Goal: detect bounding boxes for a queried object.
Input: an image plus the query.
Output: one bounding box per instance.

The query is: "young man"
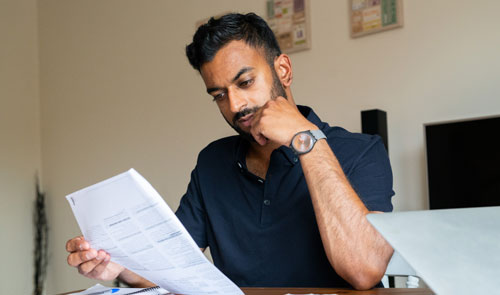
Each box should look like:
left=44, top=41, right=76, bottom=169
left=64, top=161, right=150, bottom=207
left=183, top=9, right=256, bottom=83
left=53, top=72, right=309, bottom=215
left=66, top=13, right=394, bottom=290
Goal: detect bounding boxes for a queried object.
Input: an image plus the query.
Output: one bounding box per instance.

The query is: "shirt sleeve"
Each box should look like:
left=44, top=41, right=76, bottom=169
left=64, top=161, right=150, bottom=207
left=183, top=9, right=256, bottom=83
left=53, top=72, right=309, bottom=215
left=347, top=135, right=394, bottom=212
left=175, top=165, right=208, bottom=249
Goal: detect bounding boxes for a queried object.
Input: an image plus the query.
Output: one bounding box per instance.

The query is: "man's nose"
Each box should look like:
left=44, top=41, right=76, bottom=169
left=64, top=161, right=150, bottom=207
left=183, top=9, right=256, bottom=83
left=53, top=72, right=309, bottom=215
left=228, top=89, right=247, bottom=114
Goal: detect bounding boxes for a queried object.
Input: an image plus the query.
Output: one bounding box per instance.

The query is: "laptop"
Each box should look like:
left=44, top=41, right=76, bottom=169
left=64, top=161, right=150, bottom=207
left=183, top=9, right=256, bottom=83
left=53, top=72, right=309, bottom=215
left=367, top=206, right=500, bottom=295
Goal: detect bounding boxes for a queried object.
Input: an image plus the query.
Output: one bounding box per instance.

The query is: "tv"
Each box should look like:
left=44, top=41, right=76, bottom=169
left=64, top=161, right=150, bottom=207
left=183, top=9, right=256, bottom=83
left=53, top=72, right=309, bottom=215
left=425, top=116, right=500, bottom=210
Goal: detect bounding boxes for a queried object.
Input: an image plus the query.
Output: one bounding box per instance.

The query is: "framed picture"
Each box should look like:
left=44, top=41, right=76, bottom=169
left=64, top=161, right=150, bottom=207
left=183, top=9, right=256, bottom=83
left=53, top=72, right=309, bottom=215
left=350, top=0, right=404, bottom=38
left=267, top=0, right=311, bottom=54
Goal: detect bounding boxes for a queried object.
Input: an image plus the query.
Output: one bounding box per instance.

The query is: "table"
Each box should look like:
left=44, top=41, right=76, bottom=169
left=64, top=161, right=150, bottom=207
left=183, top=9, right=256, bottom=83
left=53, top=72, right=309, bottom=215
left=240, top=288, right=433, bottom=295
left=60, top=288, right=434, bottom=295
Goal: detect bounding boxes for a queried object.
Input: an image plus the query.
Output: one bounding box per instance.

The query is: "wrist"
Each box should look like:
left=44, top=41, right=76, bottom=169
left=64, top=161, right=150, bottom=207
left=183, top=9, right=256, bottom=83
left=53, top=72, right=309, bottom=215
left=299, top=122, right=318, bottom=133
left=288, top=122, right=318, bottom=145
left=118, top=268, right=155, bottom=288
left=290, top=129, right=327, bottom=156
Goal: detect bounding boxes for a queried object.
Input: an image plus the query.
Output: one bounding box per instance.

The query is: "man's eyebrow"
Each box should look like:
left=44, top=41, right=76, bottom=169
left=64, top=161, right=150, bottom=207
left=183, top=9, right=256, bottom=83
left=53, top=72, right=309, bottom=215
left=206, top=87, right=220, bottom=94
left=232, top=67, right=254, bottom=83
left=206, top=67, right=254, bottom=94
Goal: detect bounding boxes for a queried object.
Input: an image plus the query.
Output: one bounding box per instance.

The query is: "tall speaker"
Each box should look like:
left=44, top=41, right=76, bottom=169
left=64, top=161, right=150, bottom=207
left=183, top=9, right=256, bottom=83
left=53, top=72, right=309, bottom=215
left=361, top=109, right=388, bottom=152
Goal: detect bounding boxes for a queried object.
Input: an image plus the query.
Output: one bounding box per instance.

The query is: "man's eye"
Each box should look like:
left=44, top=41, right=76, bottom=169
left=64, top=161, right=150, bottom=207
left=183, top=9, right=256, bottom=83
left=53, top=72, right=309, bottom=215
left=240, top=79, right=253, bottom=88
left=213, top=92, right=226, bottom=101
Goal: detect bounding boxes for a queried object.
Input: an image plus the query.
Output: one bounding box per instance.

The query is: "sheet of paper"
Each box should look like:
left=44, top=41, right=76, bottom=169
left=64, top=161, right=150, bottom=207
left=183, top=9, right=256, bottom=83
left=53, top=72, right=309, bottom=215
left=66, top=169, right=243, bottom=295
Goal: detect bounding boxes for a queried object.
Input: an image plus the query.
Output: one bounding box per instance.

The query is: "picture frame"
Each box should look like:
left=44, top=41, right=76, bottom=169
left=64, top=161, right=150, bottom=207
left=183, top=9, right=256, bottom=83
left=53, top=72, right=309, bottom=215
left=267, top=0, right=311, bottom=54
left=350, top=0, right=404, bottom=38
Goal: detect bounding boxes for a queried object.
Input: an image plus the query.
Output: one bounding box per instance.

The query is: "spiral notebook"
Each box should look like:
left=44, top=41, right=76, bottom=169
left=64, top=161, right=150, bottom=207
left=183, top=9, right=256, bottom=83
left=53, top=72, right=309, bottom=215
left=121, top=286, right=169, bottom=295
left=70, top=284, right=170, bottom=295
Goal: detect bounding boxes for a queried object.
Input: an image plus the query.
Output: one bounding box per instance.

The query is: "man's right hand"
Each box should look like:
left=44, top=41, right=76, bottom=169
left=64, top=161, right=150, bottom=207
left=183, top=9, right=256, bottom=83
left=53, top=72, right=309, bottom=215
left=66, top=236, right=124, bottom=281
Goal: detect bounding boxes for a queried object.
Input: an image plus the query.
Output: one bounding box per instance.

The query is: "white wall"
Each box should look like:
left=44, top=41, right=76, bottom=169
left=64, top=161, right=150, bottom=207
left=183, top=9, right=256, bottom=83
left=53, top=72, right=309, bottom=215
left=299, top=1, right=500, bottom=211
left=35, top=0, right=500, bottom=294
left=0, top=0, right=41, bottom=294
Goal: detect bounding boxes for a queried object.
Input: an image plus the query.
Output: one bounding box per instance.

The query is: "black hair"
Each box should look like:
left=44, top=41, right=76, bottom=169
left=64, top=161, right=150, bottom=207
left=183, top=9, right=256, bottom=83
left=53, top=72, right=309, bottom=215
left=186, top=12, right=282, bottom=71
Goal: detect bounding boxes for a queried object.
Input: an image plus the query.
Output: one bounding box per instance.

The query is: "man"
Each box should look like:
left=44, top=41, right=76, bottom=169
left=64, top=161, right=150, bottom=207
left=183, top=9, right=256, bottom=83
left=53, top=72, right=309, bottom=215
left=66, top=12, right=394, bottom=290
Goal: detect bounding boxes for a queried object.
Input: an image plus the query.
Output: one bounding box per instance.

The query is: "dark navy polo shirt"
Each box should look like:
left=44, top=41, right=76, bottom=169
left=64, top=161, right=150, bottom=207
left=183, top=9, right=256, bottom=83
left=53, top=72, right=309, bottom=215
left=175, top=105, right=394, bottom=288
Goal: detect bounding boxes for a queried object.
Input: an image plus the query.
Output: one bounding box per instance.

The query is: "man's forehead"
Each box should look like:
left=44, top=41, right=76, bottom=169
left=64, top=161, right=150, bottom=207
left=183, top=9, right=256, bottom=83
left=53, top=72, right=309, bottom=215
left=200, top=41, right=266, bottom=84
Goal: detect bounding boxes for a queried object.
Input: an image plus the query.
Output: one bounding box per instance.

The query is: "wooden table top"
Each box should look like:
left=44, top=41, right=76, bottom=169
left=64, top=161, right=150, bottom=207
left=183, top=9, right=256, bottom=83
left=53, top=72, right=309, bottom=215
left=239, top=288, right=433, bottom=295
left=60, top=287, right=433, bottom=295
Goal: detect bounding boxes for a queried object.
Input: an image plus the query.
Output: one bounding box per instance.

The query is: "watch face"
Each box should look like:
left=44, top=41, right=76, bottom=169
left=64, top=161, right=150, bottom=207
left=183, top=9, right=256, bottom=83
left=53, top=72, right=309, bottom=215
left=292, top=132, right=314, bottom=153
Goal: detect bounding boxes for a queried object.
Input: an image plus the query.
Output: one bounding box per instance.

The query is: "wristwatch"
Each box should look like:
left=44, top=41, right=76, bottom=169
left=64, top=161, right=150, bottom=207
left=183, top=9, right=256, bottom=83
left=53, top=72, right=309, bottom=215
left=290, top=129, right=327, bottom=155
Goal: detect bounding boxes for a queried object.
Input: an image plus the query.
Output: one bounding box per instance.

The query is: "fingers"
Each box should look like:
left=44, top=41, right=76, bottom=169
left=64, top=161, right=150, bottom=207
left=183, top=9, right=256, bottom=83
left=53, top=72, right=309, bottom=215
left=249, top=105, right=266, bottom=145
left=66, top=235, right=96, bottom=268
left=251, top=96, right=314, bottom=146
left=249, top=97, right=299, bottom=146
left=67, top=248, right=98, bottom=267
left=66, top=236, right=118, bottom=280
left=66, top=236, right=89, bottom=253
left=77, top=250, right=108, bottom=276
left=250, top=117, right=267, bottom=146
left=88, top=254, right=112, bottom=277
left=253, top=133, right=268, bottom=146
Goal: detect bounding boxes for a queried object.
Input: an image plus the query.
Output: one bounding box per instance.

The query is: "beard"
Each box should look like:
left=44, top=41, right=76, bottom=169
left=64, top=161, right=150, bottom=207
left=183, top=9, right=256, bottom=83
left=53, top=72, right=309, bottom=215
left=225, top=67, right=288, bottom=143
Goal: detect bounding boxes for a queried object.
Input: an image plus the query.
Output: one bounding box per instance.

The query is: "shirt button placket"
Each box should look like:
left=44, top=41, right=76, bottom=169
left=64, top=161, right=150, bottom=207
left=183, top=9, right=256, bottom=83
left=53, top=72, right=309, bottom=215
left=261, top=174, right=272, bottom=226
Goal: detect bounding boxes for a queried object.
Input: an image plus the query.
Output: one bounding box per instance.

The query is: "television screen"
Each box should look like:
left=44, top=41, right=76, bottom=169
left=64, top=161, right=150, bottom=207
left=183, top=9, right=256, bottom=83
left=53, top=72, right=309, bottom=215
left=425, top=116, right=500, bottom=209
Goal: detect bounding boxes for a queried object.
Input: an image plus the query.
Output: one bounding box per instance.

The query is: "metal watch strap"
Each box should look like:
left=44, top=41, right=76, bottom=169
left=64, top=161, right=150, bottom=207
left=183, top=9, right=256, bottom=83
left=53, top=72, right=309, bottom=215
left=310, top=129, right=326, bottom=141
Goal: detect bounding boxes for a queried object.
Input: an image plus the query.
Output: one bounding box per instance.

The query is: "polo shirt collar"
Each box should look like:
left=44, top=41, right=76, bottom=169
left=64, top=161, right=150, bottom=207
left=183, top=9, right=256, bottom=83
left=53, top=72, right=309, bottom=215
left=234, top=105, right=326, bottom=168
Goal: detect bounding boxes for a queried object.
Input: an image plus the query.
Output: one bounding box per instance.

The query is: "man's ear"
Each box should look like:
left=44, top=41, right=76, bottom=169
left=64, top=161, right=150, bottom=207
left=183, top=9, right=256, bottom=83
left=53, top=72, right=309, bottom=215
left=274, top=54, right=293, bottom=87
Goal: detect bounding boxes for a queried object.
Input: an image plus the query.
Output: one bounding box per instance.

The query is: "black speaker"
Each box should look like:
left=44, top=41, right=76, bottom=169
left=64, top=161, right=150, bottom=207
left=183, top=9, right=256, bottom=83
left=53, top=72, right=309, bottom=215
left=361, top=109, right=388, bottom=152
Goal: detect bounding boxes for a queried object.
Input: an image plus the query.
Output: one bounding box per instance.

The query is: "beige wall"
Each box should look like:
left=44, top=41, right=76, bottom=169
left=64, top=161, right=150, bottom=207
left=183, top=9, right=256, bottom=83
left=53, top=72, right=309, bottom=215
left=0, top=0, right=40, bottom=294
left=13, top=0, right=498, bottom=293
left=294, top=0, right=500, bottom=211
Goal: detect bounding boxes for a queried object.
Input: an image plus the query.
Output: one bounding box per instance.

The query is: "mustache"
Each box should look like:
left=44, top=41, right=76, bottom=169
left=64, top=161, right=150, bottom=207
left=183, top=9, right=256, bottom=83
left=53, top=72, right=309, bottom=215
left=232, top=106, right=260, bottom=125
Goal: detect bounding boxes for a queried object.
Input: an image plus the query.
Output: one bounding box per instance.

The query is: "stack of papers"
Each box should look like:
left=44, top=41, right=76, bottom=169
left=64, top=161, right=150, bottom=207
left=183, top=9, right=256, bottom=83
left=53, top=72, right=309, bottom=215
left=67, top=169, right=243, bottom=295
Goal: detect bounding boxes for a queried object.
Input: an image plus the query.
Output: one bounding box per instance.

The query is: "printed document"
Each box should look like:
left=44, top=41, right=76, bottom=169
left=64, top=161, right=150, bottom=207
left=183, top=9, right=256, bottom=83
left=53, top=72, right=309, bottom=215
left=66, top=169, right=243, bottom=295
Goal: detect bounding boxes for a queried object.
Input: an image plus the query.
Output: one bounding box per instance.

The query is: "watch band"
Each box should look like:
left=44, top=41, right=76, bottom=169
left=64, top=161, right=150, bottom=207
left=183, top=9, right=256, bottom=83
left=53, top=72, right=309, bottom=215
left=310, top=129, right=327, bottom=141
